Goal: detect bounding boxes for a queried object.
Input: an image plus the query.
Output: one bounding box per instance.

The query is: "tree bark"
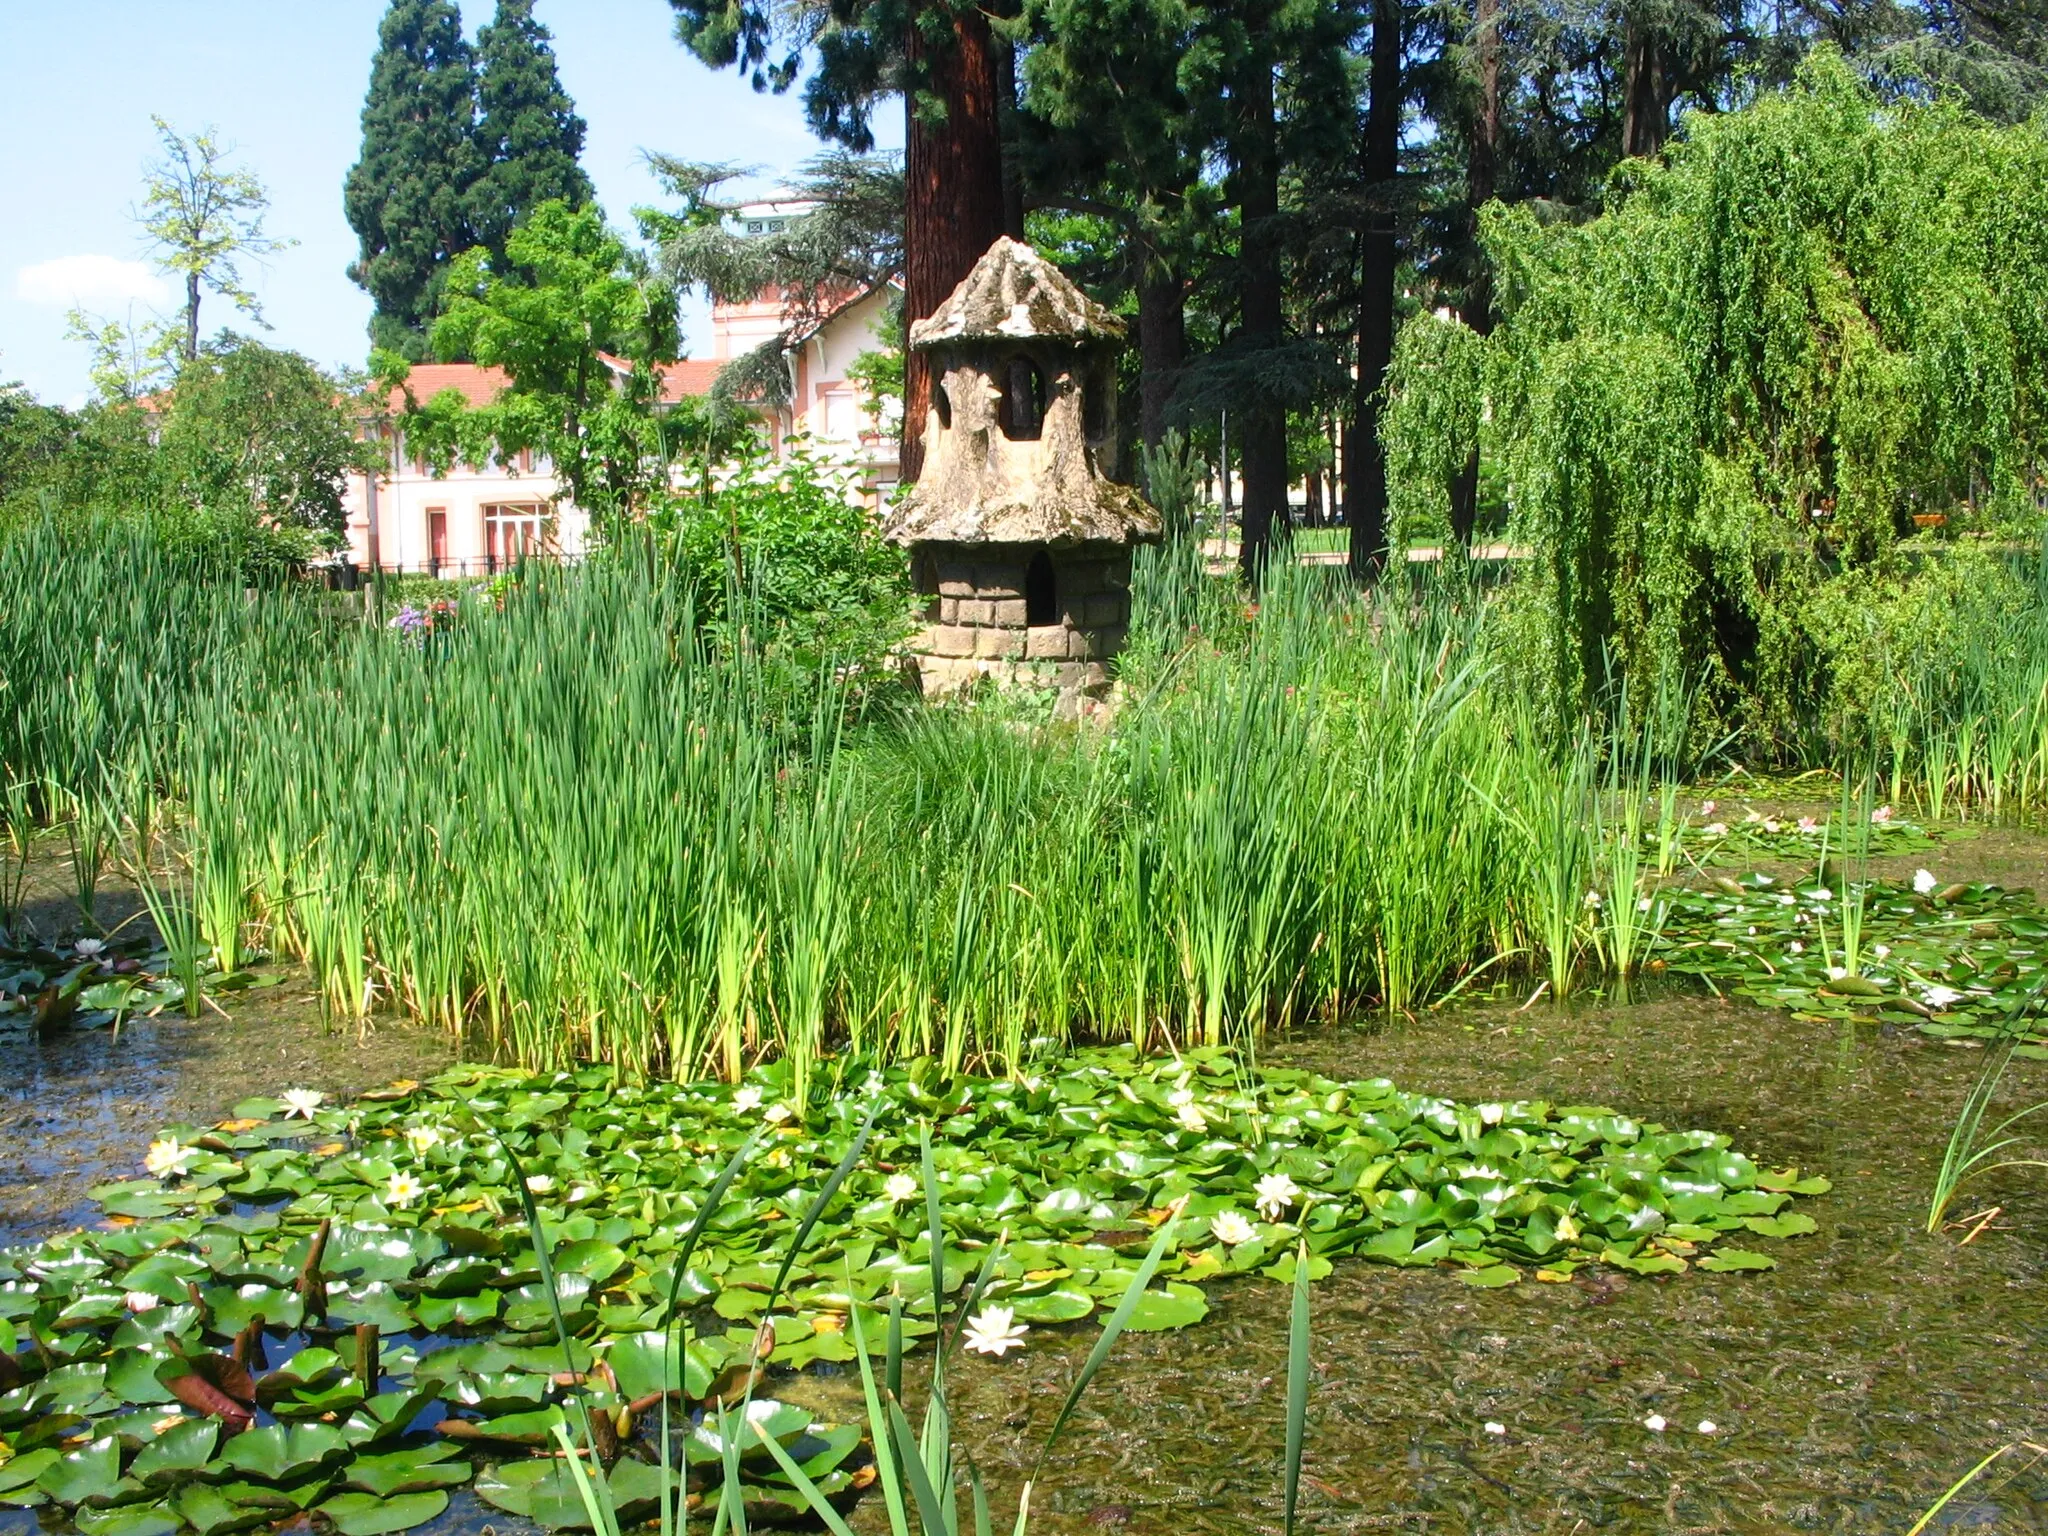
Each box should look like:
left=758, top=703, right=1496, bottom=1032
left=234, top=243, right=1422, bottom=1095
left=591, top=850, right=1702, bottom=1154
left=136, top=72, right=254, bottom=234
left=185, top=272, right=202, bottom=363
left=1622, top=14, right=1671, bottom=159
left=1448, top=0, right=1499, bottom=548
left=1136, top=261, right=1186, bottom=456
left=901, top=2, right=1009, bottom=484
left=1346, top=0, right=1401, bottom=580
left=1235, top=47, right=1288, bottom=582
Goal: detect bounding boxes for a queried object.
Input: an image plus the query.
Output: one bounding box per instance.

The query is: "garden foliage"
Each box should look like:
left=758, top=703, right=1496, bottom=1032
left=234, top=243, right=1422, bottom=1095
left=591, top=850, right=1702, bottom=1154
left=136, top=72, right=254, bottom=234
left=1385, top=51, right=2048, bottom=752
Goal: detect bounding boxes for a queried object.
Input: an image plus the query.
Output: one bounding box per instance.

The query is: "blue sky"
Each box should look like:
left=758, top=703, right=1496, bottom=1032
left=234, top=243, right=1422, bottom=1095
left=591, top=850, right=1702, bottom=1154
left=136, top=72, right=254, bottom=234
left=1, top=1, right=900, bottom=406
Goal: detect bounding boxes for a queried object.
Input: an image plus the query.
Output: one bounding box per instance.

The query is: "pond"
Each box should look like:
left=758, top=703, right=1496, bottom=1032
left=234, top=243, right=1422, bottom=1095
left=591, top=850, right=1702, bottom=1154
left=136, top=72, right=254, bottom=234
left=0, top=815, right=2043, bottom=1535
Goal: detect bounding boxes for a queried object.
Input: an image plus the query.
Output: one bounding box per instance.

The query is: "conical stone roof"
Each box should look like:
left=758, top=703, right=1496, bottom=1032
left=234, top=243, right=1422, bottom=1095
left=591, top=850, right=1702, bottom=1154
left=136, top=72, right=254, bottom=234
left=908, top=237, right=1125, bottom=350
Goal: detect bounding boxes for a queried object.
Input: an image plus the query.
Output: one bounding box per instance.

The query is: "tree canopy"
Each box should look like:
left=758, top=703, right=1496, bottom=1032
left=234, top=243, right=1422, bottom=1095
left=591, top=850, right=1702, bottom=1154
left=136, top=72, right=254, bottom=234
left=468, top=0, right=595, bottom=272
left=1385, top=50, right=2048, bottom=741
left=381, top=200, right=680, bottom=534
left=345, top=0, right=483, bottom=360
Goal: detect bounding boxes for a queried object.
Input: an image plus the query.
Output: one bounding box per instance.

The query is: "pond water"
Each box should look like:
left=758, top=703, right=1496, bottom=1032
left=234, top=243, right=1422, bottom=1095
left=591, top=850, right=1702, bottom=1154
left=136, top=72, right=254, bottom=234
left=1, top=817, right=2044, bottom=1534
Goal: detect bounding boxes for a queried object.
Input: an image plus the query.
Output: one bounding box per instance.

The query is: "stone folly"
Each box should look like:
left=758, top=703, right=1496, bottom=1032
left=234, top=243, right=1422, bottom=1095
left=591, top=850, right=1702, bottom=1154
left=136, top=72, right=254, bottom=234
left=883, top=237, right=1161, bottom=698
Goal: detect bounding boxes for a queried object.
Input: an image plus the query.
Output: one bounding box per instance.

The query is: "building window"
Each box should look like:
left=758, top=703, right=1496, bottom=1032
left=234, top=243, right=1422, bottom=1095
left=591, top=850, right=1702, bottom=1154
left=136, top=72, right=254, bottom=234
left=484, top=503, right=556, bottom=568
left=1025, top=548, right=1058, bottom=626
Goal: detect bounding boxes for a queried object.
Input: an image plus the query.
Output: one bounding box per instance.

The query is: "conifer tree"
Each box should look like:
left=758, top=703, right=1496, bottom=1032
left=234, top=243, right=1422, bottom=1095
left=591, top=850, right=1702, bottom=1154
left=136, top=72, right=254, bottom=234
left=469, top=0, right=594, bottom=272
left=344, top=0, right=482, bottom=360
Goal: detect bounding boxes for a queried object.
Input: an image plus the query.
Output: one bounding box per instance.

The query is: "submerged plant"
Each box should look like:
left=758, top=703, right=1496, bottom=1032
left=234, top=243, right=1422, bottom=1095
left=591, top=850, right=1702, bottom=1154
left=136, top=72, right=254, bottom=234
left=1927, top=983, right=2048, bottom=1234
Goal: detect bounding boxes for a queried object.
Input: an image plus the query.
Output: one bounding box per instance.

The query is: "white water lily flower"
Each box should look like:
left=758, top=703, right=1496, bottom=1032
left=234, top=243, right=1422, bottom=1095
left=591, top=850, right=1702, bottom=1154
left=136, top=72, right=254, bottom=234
left=124, top=1290, right=161, bottom=1314
left=73, top=938, right=106, bottom=959
left=1478, top=1102, right=1505, bottom=1126
left=764, top=1103, right=793, bottom=1126
left=1755, top=874, right=1774, bottom=885
left=1811, top=887, right=1833, bottom=902
left=1777, top=892, right=1795, bottom=906
left=1167, top=1087, right=1196, bottom=1108
left=386, top=1171, right=424, bottom=1208
left=1209, top=1210, right=1257, bottom=1246
left=1483, top=1421, right=1506, bottom=1436
left=1787, top=941, right=1804, bottom=955
left=281, top=1089, right=325, bottom=1119
left=1797, top=816, right=1818, bottom=832
left=1913, top=869, right=1938, bottom=895
left=1584, top=889, right=1604, bottom=910
left=144, top=1138, right=198, bottom=1179
left=1175, top=1102, right=1207, bottom=1134
left=1921, top=984, right=1964, bottom=1009
left=1554, top=1213, right=1580, bottom=1243
left=731, top=1086, right=763, bottom=1113
left=1827, top=966, right=1848, bottom=981
left=883, top=1172, right=919, bottom=1204
left=1697, top=1420, right=1719, bottom=1434
left=1874, top=944, right=1891, bottom=959
left=405, top=1125, right=443, bottom=1156
left=1637, top=897, right=1653, bottom=912
left=1253, top=1172, right=1300, bottom=1220
left=1703, top=822, right=1728, bottom=836
left=1643, top=1414, right=1668, bottom=1433
left=962, top=1305, right=1029, bottom=1357
left=524, top=1173, right=555, bottom=1194
left=1700, top=800, right=1717, bottom=815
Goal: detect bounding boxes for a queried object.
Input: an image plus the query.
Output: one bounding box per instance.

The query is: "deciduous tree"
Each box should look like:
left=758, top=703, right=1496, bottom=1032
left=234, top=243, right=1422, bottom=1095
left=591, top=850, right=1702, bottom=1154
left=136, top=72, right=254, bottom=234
left=137, top=117, right=293, bottom=364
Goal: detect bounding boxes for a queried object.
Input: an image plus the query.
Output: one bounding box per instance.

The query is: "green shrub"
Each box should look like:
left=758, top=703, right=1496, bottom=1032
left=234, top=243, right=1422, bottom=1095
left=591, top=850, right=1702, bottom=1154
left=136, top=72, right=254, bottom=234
left=649, top=440, right=915, bottom=678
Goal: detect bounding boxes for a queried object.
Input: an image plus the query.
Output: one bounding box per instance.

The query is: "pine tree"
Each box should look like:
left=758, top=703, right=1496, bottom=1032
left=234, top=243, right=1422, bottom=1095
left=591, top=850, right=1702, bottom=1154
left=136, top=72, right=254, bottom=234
left=344, top=0, right=481, bottom=360
left=469, top=0, right=594, bottom=273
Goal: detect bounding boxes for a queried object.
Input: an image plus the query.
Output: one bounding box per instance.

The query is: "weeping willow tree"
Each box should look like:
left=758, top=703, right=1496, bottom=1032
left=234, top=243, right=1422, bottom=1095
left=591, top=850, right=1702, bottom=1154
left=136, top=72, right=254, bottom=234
left=1386, top=49, right=2048, bottom=750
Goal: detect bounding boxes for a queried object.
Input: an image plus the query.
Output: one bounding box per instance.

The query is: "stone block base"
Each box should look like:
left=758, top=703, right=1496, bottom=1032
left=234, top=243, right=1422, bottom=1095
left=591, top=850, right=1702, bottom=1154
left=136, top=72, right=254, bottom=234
left=913, top=653, right=1111, bottom=699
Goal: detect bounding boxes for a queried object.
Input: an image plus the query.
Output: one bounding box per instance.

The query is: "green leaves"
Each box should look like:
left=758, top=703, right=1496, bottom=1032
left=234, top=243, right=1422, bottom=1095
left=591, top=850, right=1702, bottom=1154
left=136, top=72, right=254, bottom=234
left=0, top=1050, right=1829, bottom=1536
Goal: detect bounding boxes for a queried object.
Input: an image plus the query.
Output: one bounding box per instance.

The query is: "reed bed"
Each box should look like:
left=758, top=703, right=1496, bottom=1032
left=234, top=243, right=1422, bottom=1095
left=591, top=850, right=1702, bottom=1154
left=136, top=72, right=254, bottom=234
left=15, top=515, right=2037, bottom=1081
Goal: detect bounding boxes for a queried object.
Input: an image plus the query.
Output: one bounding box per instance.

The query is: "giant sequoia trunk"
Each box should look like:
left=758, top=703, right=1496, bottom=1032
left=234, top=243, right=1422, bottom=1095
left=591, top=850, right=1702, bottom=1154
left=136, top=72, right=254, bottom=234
left=1346, top=0, right=1401, bottom=579
left=1235, top=52, right=1289, bottom=582
left=1448, top=0, right=1500, bottom=548
left=902, top=2, right=1008, bottom=484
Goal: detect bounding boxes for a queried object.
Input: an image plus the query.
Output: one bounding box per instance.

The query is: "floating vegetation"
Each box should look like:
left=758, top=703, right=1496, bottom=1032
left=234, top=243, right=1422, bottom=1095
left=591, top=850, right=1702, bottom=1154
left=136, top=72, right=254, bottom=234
left=1666, top=804, right=1953, bottom=865
left=1660, top=874, right=2048, bottom=1055
left=0, top=931, right=286, bottom=1036
left=0, top=1050, right=1825, bottom=1533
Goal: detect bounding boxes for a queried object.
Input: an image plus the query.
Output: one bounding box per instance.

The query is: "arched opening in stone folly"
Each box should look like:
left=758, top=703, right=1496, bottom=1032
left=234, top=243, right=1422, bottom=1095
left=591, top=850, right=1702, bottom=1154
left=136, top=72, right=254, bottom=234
left=1025, top=548, right=1058, bottom=627
left=1000, top=359, right=1047, bottom=441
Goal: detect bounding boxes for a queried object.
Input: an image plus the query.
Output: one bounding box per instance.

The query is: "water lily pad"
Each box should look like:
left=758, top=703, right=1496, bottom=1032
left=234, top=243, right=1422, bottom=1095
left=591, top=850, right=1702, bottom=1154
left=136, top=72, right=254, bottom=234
left=342, top=1445, right=472, bottom=1499
left=1697, top=1249, right=1776, bottom=1272
left=1121, top=1283, right=1208, bottom=1332
left=318, top=1489, right=451, bottom=1535
left=1457, top=1265, right=1521, bottom=1288
left=1006, top=1287, right=1094, bottom=1323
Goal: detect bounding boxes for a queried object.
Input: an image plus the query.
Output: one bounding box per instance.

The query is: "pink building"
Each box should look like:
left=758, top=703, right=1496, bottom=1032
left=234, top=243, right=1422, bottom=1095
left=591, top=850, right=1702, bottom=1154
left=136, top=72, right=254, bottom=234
left=344, top=260, right=900, bottom=577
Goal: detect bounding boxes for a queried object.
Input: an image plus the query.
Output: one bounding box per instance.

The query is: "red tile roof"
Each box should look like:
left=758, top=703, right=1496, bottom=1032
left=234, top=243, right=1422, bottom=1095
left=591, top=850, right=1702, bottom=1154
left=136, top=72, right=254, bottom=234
left=374, top=359, right=724, bottom=413
left=653, top=358, right=722, bottom=402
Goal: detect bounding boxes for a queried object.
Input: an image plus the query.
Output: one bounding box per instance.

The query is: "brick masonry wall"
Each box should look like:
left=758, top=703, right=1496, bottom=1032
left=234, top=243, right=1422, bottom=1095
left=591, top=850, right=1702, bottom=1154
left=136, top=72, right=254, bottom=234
left=919, top=544, right=1131, bottom=664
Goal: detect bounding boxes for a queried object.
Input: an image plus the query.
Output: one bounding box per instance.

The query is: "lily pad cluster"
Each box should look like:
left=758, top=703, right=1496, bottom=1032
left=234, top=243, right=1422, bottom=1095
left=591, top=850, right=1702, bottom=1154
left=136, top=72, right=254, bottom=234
left=0, top=934, right=283, bottom=1034
left=1660, top=874, right=2048, bottom=1056
left=1664, top=805, right=1950, bottom=865
left=0, top=1051, right=1826, bottom=1534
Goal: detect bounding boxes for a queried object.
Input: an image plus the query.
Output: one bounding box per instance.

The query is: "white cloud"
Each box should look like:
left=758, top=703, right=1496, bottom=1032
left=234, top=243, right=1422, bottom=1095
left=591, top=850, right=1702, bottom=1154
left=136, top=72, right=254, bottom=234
left=15, top=254, right=169, bottom=309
